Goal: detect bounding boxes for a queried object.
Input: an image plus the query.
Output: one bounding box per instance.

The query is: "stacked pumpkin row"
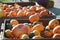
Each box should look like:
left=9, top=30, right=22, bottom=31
left=4, top=14, right=60, bottom=39
left=0, top=3, right=51, bottom=18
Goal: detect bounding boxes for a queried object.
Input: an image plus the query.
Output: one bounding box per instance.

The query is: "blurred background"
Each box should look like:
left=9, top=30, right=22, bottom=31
left=0, top=0, right=60, bottom=15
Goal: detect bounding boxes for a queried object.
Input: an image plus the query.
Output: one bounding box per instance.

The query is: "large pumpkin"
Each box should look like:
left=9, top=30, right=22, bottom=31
left=12, top=24, right=31, bottom=38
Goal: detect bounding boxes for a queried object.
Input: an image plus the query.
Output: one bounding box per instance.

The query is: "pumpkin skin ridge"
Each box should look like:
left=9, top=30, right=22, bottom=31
left=32, top=24, right=45, bottom=32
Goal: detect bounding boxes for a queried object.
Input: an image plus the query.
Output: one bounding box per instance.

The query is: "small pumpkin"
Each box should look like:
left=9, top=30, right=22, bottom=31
left=32, top=24, right=45, bottom=32
left=41, top=30, right=53, bottom=38
left=32, top=30, right=40, bottom=36
left=48, top=19, right=59, bottom=29
left=32, top=36, right=42, bottom=39
left=53, top=33, right=60, bottom=38
left=40, top=10, right=49, bottom=16
left=10, top=19, right=19, bottom=27
left=29, top=14, right=39, bottom=23
left=20, top=34, right=29, bottom=39
left=29, top=6, right=36, bottom=12
left=53, top=25, right=60, bottom=34
left=5, top=29, right=14, bottom=38
left=17, top=10, right=26, bottom=17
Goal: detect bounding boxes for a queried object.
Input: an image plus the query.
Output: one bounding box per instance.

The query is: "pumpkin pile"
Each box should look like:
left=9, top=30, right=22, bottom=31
left=0, top=3, right=50, bottom=18
left=4, top=18, right=60, bottom=39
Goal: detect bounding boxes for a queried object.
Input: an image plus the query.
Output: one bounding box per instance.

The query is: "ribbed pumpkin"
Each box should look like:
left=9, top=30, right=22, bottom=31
left=29, top=14, right=39, bottom=23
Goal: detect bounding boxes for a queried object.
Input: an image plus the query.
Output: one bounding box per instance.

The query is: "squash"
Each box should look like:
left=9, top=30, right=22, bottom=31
left=32, top=36, right=42, bottom=39
left=32, top=24, right=45, bottom=32
left=53, top=33, right=60, bottom=38
left=53, top=25, right=60, bottom=34
left=29, top=14, right=39, bottom=23
left=41, top=30, right=53, bottom=38
left=48, top=19, right=59, bottom=29
left=40, top=10, right=49, bottom=16
left=20, top=34, right=29, bottom=39
left=12, top=24, right=31, bottom=38
left=10, top=19, right=19, bottom=27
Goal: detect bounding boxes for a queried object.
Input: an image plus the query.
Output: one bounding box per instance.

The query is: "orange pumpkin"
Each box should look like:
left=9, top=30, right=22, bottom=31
left=14, top=3, right=20, bottom=9
left=48, top=19, right=59, bottom=29
left=3, top=4, right=9, bottom=10
left=11, top=7, right=17, bottom=11
left=10, top=19, right=19, bottom=27
left=8, top=11, right=17, bottom=17
left=36, top=7, right=45, bottom=13
left=29, top=14, right=39, bottom=23
left=2, top=10, right=7, bottom=17
left=5, top=8, right=11, bottom=12
left=53, top=25, right=60, bottom=34
left=17, top=10, right=26, bottom=17
left=29, top=6, right=36, bottom=12
left=26, top=12, right=35, bottom=16
left=43, top=31, right=53, bottom=38
left=9, top=31, right=14, bottom=38
left=53, top=33, right=60, bottom=38
left=22, top=7, right=28, bottom=10
left=32, top=36, right=41, bottom=39
left=32, top=24, right=45, bottom=32
left=45, top=26, right=50, bottom=31
left=40, top=10, right=49, bottom=16
left=12, top=24, right=31, bottom=38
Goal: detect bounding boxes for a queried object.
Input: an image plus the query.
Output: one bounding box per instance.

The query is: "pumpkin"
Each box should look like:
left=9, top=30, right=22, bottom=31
left=32, top=36, right=42, bottom=39
left=1, top=10, right=7, bottom=17
left=53, top=33, right=60, bottom=38
left=29, top=6, right=36, bottom=12
left=32, top=21, right=43, bottom=26
left=5, top=29, right=14, bottom=38
left=20, top=34, right=29, bottom=39
left=53, top=25, right=60, bottom=34
left=11, top=7, right=17, bottom=11
left=48, top=19, right=59, bottom=29
left=36, top=7, right=45, bottom=13
left=10, top=19, right=19, bottom=27
left=32, top=24, right=45, bottom=32
left=17, top=10, right=26, bottom=17
left=5, top=8, right=11, bottom=12
left=29, top=14, right=39, bottom=23
left=22, top=7, right=28, bottom=10
left=3, top=4, right=9, bottom=10
left=42, top=31, right=53, bottom=38
left=0, top=9, right=5, bottom=18
left=26, top=12, right=35, bottom=16
left=40, top=10, right=49, bottom=16
left=14, top=3, right=20, bottom=9
left=12, top=24, right=31, bottom=38
left=32, top=30, right=40, bottom=36
left=45, top=26, right=50, bottom=31
left=8, top=11, right=17, bottom=17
